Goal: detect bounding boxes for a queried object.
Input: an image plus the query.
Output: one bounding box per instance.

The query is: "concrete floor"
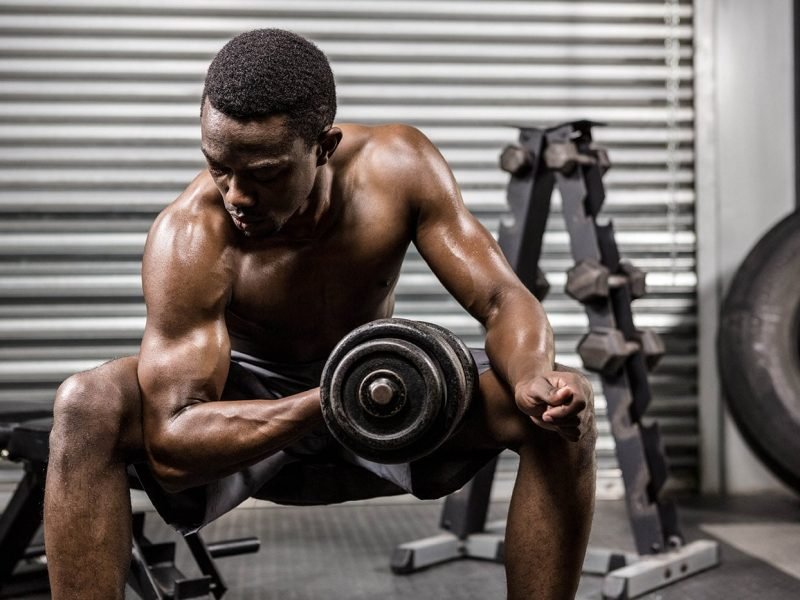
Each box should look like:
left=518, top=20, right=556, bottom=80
left=3, top=480, right=799, bottom=599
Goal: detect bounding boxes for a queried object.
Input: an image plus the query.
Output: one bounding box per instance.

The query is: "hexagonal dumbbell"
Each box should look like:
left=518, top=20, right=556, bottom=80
left=543, top=141, right=596, bottom=175
left=499, top=144, right=534, bottom=177
left=565, top=259, right=647, bottom=303
left=590, top=143, right=611, bottom=174
left=619, top=260, right=647, bottom=299
left=533, top=267, right=550, bottom=302
left=565, top=260, right=612, bottom=303
left=577, top=328, right=640, bottom=376
left=635, top=328, right=665, bottom=370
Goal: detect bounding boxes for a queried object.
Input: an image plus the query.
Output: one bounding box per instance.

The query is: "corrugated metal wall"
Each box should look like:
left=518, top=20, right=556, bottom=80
left=0, top=0, right=697, bottom=496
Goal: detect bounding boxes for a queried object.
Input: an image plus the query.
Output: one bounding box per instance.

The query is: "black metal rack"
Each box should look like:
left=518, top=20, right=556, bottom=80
left=390, top=121, right=720, bottom=599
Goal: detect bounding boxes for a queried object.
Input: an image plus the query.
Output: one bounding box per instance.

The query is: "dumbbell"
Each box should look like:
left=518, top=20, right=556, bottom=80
left=565, top=259, right=646, bottom=303
left=577, top=327, right=665, bottom=377
left=499, top=144, right=534, bottom=177
left=533, top=267, right=551, bottom=302
left=320, top=318, right=477, bottom=464
left=543, top=141, right=597, bottom=175
left=500, top=141, right=610, bottom=178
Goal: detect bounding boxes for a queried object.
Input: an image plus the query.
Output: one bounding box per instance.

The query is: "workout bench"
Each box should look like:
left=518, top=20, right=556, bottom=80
left=0, top=402, right=260, bottom=599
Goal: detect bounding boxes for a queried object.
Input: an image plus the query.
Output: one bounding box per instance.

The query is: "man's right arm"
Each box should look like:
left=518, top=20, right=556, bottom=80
left=137, top=201, right=323, bottom=493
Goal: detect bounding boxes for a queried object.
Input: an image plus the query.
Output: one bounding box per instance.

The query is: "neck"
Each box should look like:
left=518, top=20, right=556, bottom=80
left=280, top=165, right=337, bottom=241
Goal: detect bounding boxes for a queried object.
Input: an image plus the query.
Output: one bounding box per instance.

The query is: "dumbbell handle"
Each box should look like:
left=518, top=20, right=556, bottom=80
left=369, top=378, right=397, bottom=406
left=623, top=341, right=641, bottom=356
left=608, top=269, right=645, bottom=288
left=607, top=274, right=627, bottom=289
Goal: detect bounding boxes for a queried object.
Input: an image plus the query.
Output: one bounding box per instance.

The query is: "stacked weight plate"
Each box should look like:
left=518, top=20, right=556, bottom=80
left=320, top=318, right=477, bottom=464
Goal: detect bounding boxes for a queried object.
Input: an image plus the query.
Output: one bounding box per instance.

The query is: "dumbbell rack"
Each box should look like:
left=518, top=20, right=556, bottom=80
left=391, top=121, right=719, bottom=599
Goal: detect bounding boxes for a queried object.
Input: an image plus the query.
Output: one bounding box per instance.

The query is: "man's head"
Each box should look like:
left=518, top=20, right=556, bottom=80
left=202, top=28, right=336, bottom=145
left=200, top=29, right=341, bottom=237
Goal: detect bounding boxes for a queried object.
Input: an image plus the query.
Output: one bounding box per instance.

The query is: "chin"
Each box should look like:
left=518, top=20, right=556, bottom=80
left=251, top=222, right=284, bottom=238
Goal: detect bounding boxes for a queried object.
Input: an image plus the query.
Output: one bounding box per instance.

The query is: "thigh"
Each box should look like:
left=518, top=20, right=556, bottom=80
left=394, top=368, right=530, bottom=499
left=435, top=367, right=536, bottom=456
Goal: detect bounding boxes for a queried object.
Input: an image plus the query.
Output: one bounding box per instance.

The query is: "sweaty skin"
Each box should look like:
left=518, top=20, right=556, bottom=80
left=45, top=101, right=595, bottom=600
left=137, top=107, right=589, bottom=490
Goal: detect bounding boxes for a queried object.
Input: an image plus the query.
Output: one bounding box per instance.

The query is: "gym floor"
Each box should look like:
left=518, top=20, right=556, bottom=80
left=2, top=468, right=799, bottom=599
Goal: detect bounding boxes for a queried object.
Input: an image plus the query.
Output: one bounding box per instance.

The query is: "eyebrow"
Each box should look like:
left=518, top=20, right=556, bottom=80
left=200, top=147, right=289, bottom=170
left=247, top=158, right=289, bottom=170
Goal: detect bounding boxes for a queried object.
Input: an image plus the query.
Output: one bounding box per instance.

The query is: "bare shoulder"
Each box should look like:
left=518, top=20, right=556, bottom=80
left=340, top=123, right=458, bottom=205
left=146, top=171, right=234, bottom=263
left=142, top=171, right=235, bottom=317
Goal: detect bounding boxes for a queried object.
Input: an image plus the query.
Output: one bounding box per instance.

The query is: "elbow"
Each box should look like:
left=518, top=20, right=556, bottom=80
left=481, top=284, right=511, bottom=328
left=150, top=465, right=194, bottom=495
left=144, top=428, right=197, bottom=494
left=483, top=284, right=541, bottom=328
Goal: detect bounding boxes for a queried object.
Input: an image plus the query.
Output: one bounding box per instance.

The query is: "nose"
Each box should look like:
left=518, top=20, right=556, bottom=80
left=225, top=175, right=257, bottom=214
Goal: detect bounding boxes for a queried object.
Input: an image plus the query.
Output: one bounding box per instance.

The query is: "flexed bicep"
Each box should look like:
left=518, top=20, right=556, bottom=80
left=136, top=202, right=235, bottom=440
left=138, top=315, right=231, bottom=423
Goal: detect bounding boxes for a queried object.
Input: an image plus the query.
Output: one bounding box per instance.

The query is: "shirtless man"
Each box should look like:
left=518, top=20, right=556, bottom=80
left=44, top=29, right=596, bottom=600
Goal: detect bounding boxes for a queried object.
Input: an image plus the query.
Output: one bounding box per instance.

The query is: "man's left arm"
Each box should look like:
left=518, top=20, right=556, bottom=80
left=392, top=126, right=592, bottom=441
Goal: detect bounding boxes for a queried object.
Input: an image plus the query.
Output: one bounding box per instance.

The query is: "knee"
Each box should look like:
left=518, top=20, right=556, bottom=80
left=51, top=367, right=129, bottom=451
left=517, top=411, right=598, bottom=478
left=511, top=398, right=597, bottom=462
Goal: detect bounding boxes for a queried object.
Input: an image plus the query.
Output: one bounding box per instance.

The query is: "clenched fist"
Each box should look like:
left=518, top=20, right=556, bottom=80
left=514, top=369, right=594, bottom=442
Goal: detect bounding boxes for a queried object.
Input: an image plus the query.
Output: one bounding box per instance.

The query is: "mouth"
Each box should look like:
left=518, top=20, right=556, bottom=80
left=230, top=214, right=264, bottom=232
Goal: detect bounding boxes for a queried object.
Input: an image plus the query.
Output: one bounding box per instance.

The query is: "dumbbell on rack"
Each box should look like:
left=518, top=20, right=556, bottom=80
left=566, top=259, right=646, bottom=302
left=500, top=137, right=611, bottom=178
left=577, top=328, right=666, bottom=376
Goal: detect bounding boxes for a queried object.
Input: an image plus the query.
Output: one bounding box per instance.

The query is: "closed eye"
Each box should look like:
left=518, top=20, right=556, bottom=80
left=251, top=168, right=285, bottom=183
left=207, top=163, right=229, bottom=177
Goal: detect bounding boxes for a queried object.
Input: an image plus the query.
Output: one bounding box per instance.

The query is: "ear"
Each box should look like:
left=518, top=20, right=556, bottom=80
left=316, top=127, right=343, bottom=166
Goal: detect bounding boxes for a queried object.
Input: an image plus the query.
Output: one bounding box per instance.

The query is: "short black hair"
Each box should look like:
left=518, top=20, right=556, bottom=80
left=202, top=29, right=337, bottom=145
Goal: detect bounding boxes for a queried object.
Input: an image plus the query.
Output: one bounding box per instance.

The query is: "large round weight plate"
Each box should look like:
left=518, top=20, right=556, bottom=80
left=321, top=318, right=468, bottom=463
left=325, top=337, right=443, bottom=458
left=414, top=321, right=478, bottom=437
left=718, top=210, right=800, bottom=493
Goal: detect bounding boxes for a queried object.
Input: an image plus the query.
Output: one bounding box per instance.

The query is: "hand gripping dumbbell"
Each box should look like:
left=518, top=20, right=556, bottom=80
left=320, top=318, right=478, bottom=464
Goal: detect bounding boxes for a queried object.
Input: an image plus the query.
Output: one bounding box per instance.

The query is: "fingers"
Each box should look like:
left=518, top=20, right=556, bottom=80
left=542, top=388, right=585, bottom=422
left=516, top=371, right=593, bottom=433
left=550, top=385, right=574, bottom=405
left=525, top=378, right=573, bottom=407
left=519, top=370, right=593, bottom=442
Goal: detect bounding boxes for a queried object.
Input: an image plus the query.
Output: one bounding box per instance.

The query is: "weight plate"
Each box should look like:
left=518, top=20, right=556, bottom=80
left=321, top=318, right=473, bottom=463
left=325, top=337, right=443, bottom=458
left=414, top=321, right=478, bottom=437
left=718, top=210, right=800, bottom=493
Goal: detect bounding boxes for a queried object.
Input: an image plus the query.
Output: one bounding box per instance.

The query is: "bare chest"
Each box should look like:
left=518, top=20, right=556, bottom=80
left=226, top=222, right=411, bottom=361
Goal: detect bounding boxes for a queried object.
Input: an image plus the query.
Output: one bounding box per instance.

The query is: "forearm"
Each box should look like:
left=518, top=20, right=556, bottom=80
left=146, top=388, right=323, bottom=491
left=484, top=289, right=555, bottom=390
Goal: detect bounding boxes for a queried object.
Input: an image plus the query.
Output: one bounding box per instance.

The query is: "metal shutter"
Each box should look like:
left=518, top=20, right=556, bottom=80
left=0, top=0, right=696, bottom=497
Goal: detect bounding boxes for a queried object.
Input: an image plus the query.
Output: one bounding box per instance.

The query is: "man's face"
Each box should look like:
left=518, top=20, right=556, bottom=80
left=200, top=100, right=320, bottom=238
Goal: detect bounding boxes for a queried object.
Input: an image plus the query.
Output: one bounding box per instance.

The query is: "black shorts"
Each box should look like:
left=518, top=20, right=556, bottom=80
left=134, top=347, right=498, bottom=535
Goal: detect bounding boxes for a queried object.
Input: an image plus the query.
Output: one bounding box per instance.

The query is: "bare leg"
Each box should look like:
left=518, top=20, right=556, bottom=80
left=504, top=416, right=596, bottom=598
left=44, top=356, right=324, bottom=598
left=45, top=356, right=144, bottom=600
left=437, top=369, right=596, bottom=599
